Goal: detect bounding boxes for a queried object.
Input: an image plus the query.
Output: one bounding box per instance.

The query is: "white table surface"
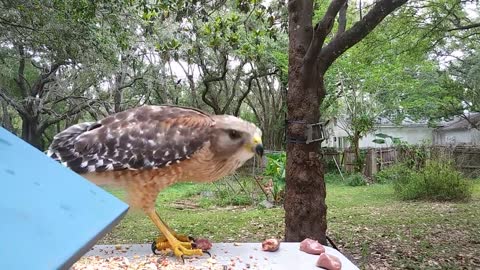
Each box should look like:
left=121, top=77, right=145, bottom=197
left=81, top=243, right=359, bottom=270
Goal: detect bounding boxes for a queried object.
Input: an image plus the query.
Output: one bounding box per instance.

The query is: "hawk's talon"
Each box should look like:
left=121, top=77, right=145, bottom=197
left=172, top=243, right=203, bottom=258
left=204, top=251, right=211, bottom=257
left=151, top=241, right=158, bottom=255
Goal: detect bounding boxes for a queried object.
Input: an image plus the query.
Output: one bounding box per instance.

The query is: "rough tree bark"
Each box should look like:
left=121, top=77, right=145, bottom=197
left=285, top=0, right=408, bottom=243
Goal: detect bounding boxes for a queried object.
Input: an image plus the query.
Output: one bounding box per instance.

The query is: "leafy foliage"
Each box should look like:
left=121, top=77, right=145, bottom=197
left=345, top=172, right=367, bottom=187
left=263, top=152, right=286, bottom=203
left=374, top=163, right=414, bottom=184
left=392, top=160, right=473, bottom=201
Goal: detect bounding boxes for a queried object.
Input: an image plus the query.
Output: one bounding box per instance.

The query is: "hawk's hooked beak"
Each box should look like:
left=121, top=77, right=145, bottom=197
left=252, top=135, right=264, bottom=157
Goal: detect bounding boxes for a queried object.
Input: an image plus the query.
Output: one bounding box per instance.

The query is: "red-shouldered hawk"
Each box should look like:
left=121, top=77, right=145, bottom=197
left=47, top=105, right=263, bottom=258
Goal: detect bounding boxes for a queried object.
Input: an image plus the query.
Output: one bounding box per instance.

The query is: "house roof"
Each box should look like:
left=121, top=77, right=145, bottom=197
left=375, top=117, right=430, bottom=128
left=436, top=113, right=480, bottom=131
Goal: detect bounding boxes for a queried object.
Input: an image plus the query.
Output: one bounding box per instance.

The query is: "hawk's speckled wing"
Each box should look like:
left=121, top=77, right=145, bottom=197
left=48, top=105, right=215, bottom=174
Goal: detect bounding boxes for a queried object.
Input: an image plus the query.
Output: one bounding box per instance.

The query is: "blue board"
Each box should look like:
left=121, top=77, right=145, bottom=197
left=0, top=127, right=129, bottom=270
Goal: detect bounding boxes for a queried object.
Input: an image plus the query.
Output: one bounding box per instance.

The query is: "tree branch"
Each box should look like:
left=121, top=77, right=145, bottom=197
left=201, top=54, right=228, bottom=114
left=14, top=45, right=29, bottom=97
left=117, top=75, right=145, bottom=91
left=447, top=22, right=480, bottom=32
left=460, top=112, right=479, bottom=130
left=0, top=17, right=35, bottom=31
left=234, top=69, right=278, bottom=116
left=304, top=0, right=347, bottom=67
left=335, top=2, right=348, bottom=37
left=0, top=88, right=27, bottom=117
left=32, top=61, right=69, bottom=97
left=222, top=59, right=245, bottom=114
left=39, top=100, right=96, bottom=132
left=318, top=0, right=408, bottom=74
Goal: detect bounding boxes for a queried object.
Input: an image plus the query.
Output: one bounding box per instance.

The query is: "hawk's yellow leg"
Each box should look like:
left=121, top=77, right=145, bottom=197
left=147, top=210, right=203, bottom=257
left=155, top=215, right=192, bottom=243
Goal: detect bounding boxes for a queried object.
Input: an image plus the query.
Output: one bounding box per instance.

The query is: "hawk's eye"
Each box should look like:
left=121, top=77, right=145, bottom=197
left=228, top=130, right=241, bottom=140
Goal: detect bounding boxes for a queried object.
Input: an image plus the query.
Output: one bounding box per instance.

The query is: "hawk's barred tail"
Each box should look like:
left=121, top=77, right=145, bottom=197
left=47, top=122, right=95, bottom=162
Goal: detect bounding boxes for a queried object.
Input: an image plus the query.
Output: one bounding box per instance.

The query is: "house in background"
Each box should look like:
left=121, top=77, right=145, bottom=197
left=433, top=113, right=480, bottom=145
left=324, top=113, right=480, bottom=149
left=323, top=117, right=434, bottom=149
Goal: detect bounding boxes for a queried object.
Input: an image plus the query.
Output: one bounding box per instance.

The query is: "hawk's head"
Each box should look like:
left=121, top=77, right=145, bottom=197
left=210, top=115, right=263, bottom=161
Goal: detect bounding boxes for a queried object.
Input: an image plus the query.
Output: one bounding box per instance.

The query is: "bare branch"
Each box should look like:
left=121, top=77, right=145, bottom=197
left=448, top=23, right=480, bottom=32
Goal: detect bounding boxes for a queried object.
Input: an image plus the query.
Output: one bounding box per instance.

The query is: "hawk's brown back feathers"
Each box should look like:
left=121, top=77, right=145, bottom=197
left=48, top=106, right=214, bottom=174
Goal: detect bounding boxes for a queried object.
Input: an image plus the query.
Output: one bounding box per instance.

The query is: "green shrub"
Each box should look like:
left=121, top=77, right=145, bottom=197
left=374, top=163, right=414, bottom=184
left=393, top=160, right=473, bottom=201
left=264, top=152, right=286, bottom=203
left=325, top=173, right=345, bottom=184
left=345, top=172, right=367, bottom=186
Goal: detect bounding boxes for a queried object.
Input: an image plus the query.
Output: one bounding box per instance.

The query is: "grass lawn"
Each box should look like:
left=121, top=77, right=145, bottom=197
left=99, top=179, right=480, bottom=269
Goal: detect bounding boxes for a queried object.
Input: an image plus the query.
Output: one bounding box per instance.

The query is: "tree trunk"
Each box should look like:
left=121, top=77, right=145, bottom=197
left=21, top=115, right=43, bottom=150
left=0, top=100, right=14, bottom=133
left=285, top=5, right=328, bottom=242
left=352, top=132, right=362, bottom=172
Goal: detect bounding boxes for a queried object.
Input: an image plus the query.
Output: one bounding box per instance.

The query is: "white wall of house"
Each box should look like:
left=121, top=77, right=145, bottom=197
left=324, top=122, right=434, bottom=149
left=361, top=126, right=434, bottom=147
left=433, top=129, right=480, bottom=145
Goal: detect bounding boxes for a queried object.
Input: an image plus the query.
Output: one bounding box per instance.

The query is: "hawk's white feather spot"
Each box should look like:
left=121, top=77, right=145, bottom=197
left=164, top=151, right=170, bottom=156
left=183, top=145, right=187, bottom=153
left=165, top=161, right=172, bottom=166
left=97, top=160, right=104, bottom=166
left=175, top=160, right=180, bottom=164
left=106, top=164, right=114, bottom=170
left=148, top=140, right=155, bottom=146
left=87, top=165, right=96, bottom=172
left=186, top=156, right=191, bottom=159
left=81, top=161, right=88, bottom=168
left=126, top=143, right=132, bottom=148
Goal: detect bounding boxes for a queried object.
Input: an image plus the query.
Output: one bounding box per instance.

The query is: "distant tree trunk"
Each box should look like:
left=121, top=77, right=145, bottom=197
left=285, top=0, right=408, bottom=244
left=351, top=131, right=363, bottom=173
left=0, top=100, right=14, bottom=132
left=21, top=115, right=43, bottom=150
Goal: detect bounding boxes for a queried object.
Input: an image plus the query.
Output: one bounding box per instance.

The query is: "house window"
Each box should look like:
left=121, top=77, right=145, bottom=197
left=338, top=136, right=350, bottom=149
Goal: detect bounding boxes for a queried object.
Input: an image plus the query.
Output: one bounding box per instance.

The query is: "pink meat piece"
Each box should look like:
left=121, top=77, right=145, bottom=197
left=316, top=253, right=342, bottom=270
left=262, top=238, right=280, bottom=252
left=299, top=238, right=325, bottom=255
left=194, top=238, right=212, bottom=250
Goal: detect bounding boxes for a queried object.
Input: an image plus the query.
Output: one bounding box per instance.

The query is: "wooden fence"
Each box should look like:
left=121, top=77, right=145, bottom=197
left=432, top=145, right=480, bottom=178
left=339, top=145, right=480, bottom=178
left=342, top=147, right=398, bottom=178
